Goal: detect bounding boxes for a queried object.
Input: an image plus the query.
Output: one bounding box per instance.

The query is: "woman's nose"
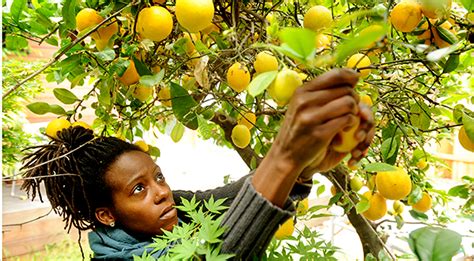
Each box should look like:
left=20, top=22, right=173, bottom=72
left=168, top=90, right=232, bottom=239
left=153, top=183, right=169, bottom=204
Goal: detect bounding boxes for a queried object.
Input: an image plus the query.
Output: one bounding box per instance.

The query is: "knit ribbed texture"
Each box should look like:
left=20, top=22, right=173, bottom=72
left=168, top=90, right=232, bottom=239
left=220, top=177, right=295, bottom=259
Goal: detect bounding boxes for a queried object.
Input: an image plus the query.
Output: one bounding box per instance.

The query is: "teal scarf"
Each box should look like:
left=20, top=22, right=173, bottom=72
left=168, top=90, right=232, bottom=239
left=88, top=226, right=171, bottom=259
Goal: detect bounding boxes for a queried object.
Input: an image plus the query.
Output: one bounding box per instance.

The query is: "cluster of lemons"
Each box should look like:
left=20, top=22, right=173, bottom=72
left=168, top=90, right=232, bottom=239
left=332, top=167, right=432, bottom=222
left=45, top=118, right=149, bottom=152
left=390, top=0, right=456, bottom=48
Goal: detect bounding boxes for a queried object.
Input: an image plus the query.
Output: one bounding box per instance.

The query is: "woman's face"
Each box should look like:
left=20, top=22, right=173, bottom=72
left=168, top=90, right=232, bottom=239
left=104, top=150, right=178, bottom=237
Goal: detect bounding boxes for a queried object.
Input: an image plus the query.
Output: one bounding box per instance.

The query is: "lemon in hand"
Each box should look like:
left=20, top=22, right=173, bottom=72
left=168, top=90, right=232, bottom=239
left=274, top=218, right=295, bottom=240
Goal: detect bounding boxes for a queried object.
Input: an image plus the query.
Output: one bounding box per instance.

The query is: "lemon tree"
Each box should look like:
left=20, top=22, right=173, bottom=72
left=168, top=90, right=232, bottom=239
left=3, top=0, right=473, bottom=259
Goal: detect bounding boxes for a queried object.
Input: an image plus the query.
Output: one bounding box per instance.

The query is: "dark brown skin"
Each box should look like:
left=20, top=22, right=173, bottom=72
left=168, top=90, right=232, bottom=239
left=95, top=150, right=178, bottom=237
left=95, top=68, right=375, bottom=236
left=253, top=69, right=374, bottom=207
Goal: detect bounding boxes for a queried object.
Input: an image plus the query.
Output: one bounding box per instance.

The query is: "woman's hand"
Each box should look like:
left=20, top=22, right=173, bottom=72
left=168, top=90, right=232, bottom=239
left=252, top=69, right=361, bottom=207
left=299, top=103, right=375, bottom=179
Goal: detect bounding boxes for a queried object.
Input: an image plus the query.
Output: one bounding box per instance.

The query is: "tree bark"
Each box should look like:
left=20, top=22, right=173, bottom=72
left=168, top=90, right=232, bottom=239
left=323, top=165, right=385, bottom=258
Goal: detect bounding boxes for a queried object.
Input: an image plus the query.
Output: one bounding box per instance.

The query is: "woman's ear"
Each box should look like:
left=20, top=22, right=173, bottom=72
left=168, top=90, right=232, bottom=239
left=95, top=207, right=116, bottom=227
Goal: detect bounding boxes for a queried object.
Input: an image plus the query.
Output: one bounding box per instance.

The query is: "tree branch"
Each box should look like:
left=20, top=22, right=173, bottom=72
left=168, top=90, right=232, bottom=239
left=2, top=4, right=131, bottom=100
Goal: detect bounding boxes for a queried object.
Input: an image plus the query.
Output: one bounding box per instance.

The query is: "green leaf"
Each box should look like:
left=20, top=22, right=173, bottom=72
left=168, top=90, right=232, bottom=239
left=111, top=59, right=130, bottom=77
left=95, top=49, right=116, bottom=61
left=10, top=0, right=27, bottom=22
left=448, top=185, right=469, bottom=199
left=316, top=185, right=325, bottom=196
left=26, top=102, right=51, bottom=115
left=409, top=209, right=428, bottom=221
left=410, top=102, right=431, bottom=131
left=436, top=26, right=458, bottom=45
left=132, top=57, right=152, bottom=76
left=381, top=136, right=400, bottom=162
left=409, top=227, right=462, bottom=261
left=453, top=104, right=465, bottom=124
left=363, top=162, right=398, bottom=172
left=248, top=71, right=278, bottom=97
left=462, top=111, right=474, bottom=142
left=170, top=121, right=185, bottom=143
left=5, top=35, right=28, bottom=50
left=49, top=104, right=67, bottom=115
left=408, top=186, right=423, bottom=205
left=170, top=82, right=199, bottom=130
left=460, top=0, right=474, bottom=11
left=61, top=0, right=77, bottom=30
left=365, top=253, right=377, bottom=261
left=279, top=27, right=316, bottom=62
left=335, top=24, right=387, bottom=64
left=140, top=69, right=165, bottom=87
left=53, top=88, right=78, bottom=104
left=442, top=54, right=459, bottom=74
left=355, top=197, right=370, bottom=214
left=26, top=102, right=66, bottom=115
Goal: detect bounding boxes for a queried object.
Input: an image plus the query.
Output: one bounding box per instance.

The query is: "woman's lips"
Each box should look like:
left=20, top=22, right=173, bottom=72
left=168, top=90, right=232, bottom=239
left=160, top=207, right=177, bottom=220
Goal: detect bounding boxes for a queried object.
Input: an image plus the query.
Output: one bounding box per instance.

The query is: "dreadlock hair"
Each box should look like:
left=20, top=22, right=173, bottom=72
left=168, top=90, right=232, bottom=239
left=21, top=126, right=142, bottom=232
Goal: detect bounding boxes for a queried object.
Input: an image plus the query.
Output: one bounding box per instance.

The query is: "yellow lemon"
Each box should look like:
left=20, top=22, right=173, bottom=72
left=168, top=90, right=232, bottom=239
left=416, top=159, right=428, bottom=169
left=176, top=0, right=214, bottom=33
left=419, top=0, right=451, bottom=19
left=393, top=200, right=405, bottom=215
left=237, top=112, right=257, bottom=130
left=411, top=192, right=432, bottom=212
left=76, top=8, right=103, bottom=32
left=390, top=1, right=423, bottom=33
left=330, top=185, right=337, bottom=196
left=274, top=218, right=294, bottom=240
left=332, top=117, right=360, bottom=153
left=183, top=32, right=201, bottom=54
left=267, top=69, right=302, bottom=106
left=360, top=94, right=373, bottom=107
left=303, top=5, right=332, bottom=32
left=227, top=62, right=250, bottom=92
left=134, top=140, right=149, bottom=152
left=254, top=51, right=279, bottom=74
left=418, top=20, right=456, bottom=48
left=118, top=60, right=140, bottom=86
left=72, top=121, right=91, bottom=130
left=46, top=118, right=71, bottom=140
left=132, top=85, right=153, bottom=102
left=459, top=126, right=474, bottom=152
left=137, top=6, right=173, bottom=42
left=376, top=167, right=412, bottom=200
left=231, top=124, right=251, bottom=148
left=346, top=53, right=371, bottom=78
left=296, top=198, right=309, bottom=215
left=362, top=191, right=387, bottom=221
left=315, top=34, right=331, bottom=49
left=159, top=87, right=172, bottom=107
left=93, top=19, right=118, bottom=50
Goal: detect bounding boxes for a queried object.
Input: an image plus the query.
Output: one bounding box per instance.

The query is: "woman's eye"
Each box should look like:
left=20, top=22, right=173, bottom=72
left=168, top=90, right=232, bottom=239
left=156, top=173, right=165, bottom=182
left=133, top=184, right=145, bottom=194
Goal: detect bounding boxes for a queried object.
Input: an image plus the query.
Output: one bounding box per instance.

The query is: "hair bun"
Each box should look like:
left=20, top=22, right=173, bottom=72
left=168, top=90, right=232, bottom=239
left=56, top=126, right=95, bottom=150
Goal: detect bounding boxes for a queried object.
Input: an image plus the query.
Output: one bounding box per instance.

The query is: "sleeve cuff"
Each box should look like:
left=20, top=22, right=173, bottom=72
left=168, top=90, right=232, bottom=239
left=220, top=177, right=294, bottom=259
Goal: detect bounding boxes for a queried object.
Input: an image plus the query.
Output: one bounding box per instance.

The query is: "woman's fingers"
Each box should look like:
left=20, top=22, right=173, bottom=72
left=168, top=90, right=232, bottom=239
left=315, top=114, right=359, bottom=142
left=300, top=95, right=360, bottom=126
left=302, top=68, right=359, bottom=92
left=294, top=86, right=358, bottom=107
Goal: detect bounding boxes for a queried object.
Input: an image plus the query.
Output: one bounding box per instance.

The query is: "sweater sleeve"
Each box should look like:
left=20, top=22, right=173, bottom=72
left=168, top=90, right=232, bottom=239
left=219, top=176, right=296, bottom=260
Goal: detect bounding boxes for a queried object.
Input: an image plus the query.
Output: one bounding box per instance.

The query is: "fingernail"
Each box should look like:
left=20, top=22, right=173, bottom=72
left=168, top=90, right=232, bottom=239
left=352, top=150, right=362, bottom=158
left=355, top=130, right=366, bottom=141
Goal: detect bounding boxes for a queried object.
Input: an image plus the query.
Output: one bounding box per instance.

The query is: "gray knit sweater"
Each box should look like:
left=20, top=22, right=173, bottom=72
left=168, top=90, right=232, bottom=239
left=173, top=174, right=312, bottom=260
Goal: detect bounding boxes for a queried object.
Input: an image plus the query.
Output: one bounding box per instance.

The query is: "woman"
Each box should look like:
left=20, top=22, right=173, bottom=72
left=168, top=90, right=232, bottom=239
left=21, top=69, right=374, bottom=259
